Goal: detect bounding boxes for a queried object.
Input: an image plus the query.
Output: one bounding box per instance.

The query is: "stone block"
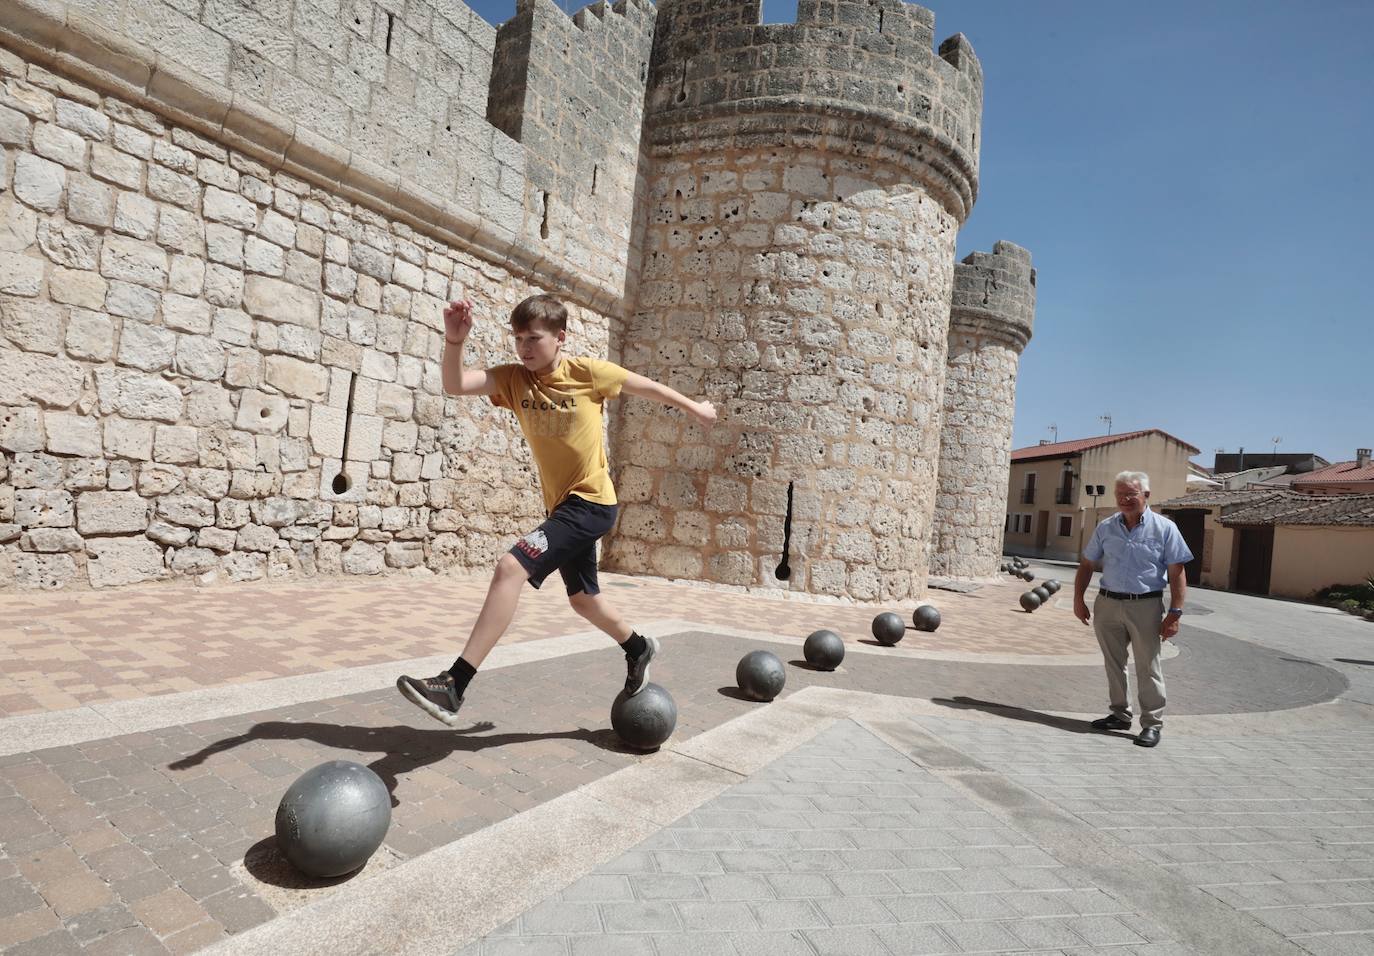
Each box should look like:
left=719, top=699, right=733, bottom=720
left=113, top=192, right=158, bottom=239
left=162, top=293, right=212, bottom=333
left=158, top=495, right=216, bottom=528
left=154, top=425, right=200, bottom=464
left=45, top=412, right=102, bottom=457
left=243, top=274, right=319, bottom=327
left=14, top=152, right=65, bottom=212
left=15, top=488, right=74, bottom=527
left=38, top=219, right=99, bottom=269
left=101, top=417, right=155, bottom=460
left=196, top=526, right=236, bottom=552
left=0, top=405, right=44, bottom=452
left=345, top=412, right=383, bottom=461
left=236, top=389, right=289, bottom=434
left=1, top=299, right=62, bottom=353
left=67, top=174, right=114, bottom=227
left=0, top=350, right=84, bottom=406
left=49, top=267, right=108, bottom=309
left=0, top=251, right=43, bottom=296
left=100, top=234, right=167, bottom=287
left=342, top=541, right=385, bottom=574
left=13, top=552, right=80, bottom=589
left=309, top=404, right=345, bottom=457
left=0, top=197, right=38, bottom=252
left=116, top=320, right=175, bottom=371
left=77, top=491, right=149, bottom=533
left=137, top=463, right=184, bottom=496
left=175, top=335, right=226, bottom=380
left=86, top=536, right=165, bottom=587
left=170, top=254, right=206, bottom=296
left=264, top=355, right=328, bottom=400
left=20, top=527, right=83, bottom=552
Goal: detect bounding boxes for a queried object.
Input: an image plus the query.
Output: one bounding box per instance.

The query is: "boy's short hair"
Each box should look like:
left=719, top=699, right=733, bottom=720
left=510, top=294, right=567, bottom=334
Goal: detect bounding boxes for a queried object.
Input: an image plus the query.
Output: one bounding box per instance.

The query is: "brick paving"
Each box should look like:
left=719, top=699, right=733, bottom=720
left=1, top=569, right=1085, bottom=717
left=458, top=720, right=1181, bottom=956
left=0, top=620, right=1349, bottom=954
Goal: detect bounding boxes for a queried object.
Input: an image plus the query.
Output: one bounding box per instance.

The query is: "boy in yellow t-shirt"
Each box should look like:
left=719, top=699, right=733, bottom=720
left=398, top=294, right=717, bottom=725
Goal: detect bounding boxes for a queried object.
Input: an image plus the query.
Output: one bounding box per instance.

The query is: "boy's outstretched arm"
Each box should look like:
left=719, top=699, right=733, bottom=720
left=621, top=371, right=717, bottom=426
left=441, top=299, right=499, bottom=396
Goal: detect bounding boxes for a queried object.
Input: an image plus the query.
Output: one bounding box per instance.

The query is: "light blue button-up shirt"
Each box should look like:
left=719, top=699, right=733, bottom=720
left=1083, top=507, right=1194, bottom=594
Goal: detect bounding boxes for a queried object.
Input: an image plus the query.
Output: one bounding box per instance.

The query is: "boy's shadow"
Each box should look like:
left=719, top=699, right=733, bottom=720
left=168, top=720, right=635, bottom=807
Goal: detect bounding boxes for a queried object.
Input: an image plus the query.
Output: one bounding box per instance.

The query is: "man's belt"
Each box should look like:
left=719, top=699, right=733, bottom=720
left=1098, top=589, right=1163, bottom=600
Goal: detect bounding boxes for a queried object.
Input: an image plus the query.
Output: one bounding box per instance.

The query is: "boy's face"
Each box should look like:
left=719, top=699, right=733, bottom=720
left=512, top=323, right=564, bottom=376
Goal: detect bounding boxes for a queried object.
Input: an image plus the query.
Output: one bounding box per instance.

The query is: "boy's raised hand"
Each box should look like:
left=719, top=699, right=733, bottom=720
left=443, top=299, right=475, bottom=343
left=692, top=400, right=718, bottom=426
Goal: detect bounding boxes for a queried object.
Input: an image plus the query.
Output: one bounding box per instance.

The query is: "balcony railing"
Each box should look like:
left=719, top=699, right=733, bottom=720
left=1019, top=488, right=1035, bottom=504
left=1055, top=488, right=1073, bottom=504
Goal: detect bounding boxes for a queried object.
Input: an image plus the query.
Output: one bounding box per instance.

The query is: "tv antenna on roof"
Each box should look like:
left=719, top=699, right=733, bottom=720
left=1047, top=423, right=1058, bottom=443
left=1099, top=414, right=1112, bottom=435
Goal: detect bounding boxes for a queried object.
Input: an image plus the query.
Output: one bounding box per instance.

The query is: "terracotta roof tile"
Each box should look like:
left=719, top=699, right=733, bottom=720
left=1291, top=459, right=1374, bottom=486
left=1012, top=428, right=1200, bottom=462
left=1218, top=491, right=1374, bottom=528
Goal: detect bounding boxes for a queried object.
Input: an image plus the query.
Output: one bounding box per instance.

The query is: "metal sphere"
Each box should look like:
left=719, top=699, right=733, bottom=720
left=611, top=682, right=678, bottom=751
left=871, top=612, right=905, bottom=646
left=803, top=629, right=845, bottom=670
left=1032, top=586, right=1050, bottom=603
left=1020, top=569, right=1035, bottom=582
left=1019, top=591, right=1042, bottom=612
left=912, top=604, right=941, bottom=632
left=735, top=650, right=786, bottom=702
left=1045, top=579, right=1061, bottom=594
left=275, top=761, right=392, bottom=878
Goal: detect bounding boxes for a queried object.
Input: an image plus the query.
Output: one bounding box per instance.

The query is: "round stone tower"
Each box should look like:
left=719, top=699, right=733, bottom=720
left=928, top=241, right=1036, bottom=577
left=603, top=0, right=984, bottom=601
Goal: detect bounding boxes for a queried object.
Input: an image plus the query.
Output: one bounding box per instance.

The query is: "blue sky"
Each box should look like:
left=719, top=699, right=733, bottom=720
left=464, top=0, right=1373, bottom=466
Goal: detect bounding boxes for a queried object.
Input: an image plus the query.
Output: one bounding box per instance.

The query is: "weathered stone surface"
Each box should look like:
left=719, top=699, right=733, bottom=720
left=264, top=354, right=328, bottom=401
left=15, top=488, right=75, bottom=527
left=242, top=275, right=319, bottom=328
left=21, top=527, right=83, bottom=552
left=0, top=405, right=44, bottom=452
left=13, top=152, right=65, bottom=212
left=77, top=491, right=149, bottom=533
left=235, top=389, right=288, bottom=433
left=44, top=412, right=102, bottom=457
left=86, top=537, right=164, bottom=587
left=0, top=350, right=84, bottom=407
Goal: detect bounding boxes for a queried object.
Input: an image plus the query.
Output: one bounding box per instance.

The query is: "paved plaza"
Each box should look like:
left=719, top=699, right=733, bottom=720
left=1, top=564, right=1373, bottom=955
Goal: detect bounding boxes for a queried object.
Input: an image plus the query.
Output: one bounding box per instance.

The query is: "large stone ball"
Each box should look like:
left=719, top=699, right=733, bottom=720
left=611, top=682, right=678, bottom=751
left=275, top=760, right=392, bottom=878
left=871, top=612, right=905, bottom=646
left=735, top=650, right=786, bottom=702
left=803, top=629, right=846, bottom=670
left=912, top=604, right=942, bottom=632
left=1019, top=591, right=1042, bottom=612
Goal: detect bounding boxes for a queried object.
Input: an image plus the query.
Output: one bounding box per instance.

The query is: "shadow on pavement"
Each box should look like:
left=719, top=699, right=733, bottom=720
left=167, top=720, right=632, bottom=805
left=932, top=695, right=1134, bottom=738
left=1336, top=658, right=1374, bottom=667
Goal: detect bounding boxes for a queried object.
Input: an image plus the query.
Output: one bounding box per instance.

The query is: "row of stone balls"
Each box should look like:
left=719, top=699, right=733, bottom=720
left=734, top=603, right=944, bottom=703
left=1020, top=579, right=1062, bottom=611
left=1002, top=556, right=1035, bottom=581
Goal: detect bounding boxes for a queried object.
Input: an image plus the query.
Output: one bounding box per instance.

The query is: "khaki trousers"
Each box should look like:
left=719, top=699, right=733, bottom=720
left=1092, top=594, right=1166, bottom=728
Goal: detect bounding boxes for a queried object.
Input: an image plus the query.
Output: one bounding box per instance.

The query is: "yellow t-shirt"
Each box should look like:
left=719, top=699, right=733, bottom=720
left=489, top=356, right=628, bottom=513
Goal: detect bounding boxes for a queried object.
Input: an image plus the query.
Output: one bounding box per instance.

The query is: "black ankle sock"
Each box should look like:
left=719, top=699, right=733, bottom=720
left=448, top=658, right=477, bottom=697
left=622, top=632, right=647, bottom=659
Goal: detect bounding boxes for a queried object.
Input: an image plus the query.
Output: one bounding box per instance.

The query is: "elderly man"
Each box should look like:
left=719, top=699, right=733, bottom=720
left=1073, top=470, right=1193, bottom=748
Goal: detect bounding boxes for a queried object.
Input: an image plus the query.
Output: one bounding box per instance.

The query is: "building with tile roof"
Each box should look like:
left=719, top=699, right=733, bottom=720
left=1005, top=429, right=1199, bottom=562
left=1158, top=488, right=1374, bottom=598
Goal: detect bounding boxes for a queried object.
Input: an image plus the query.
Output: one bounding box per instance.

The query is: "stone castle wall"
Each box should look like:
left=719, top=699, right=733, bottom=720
left=600, top=0, right=982, bottom=599
left=928, top=241, right=1035, bottom=578
left=0, top=11, right=622, bottom=589
left=1, top=0, right=1030, bottom=592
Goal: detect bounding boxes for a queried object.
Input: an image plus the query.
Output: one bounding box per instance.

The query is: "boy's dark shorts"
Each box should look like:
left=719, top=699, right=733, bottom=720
left=508, top=495, right=619, bottom=596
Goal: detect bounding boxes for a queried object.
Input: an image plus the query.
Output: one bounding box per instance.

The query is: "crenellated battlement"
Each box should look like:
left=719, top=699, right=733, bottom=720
left=949, top=241, right=1037, bottom=351
left=644, top=0, right=983, bottom=220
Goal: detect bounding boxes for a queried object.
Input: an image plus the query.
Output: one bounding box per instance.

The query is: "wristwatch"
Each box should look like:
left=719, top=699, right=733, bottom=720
left=1166, top=607, right=1184, bottom=616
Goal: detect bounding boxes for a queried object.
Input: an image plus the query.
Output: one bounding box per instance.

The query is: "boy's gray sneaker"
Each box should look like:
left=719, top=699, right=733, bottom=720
left=397, top=672, right=465, bottom=726
left=624, top=636, right=659, bottom=697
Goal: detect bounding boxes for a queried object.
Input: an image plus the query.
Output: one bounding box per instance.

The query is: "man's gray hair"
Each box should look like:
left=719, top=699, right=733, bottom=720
left=1115, top=470, right=1150, bottom=493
